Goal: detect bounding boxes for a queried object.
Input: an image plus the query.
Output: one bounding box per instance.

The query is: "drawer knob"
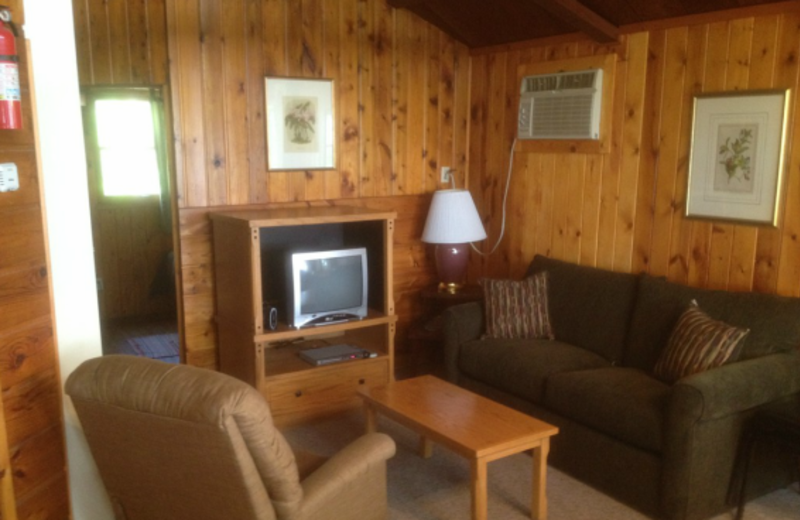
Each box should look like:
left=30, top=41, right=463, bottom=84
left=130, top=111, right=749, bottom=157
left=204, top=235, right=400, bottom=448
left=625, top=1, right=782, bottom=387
left=359, top=379, right=366, bottom=385
left=295, top=390, right=303, bottom=397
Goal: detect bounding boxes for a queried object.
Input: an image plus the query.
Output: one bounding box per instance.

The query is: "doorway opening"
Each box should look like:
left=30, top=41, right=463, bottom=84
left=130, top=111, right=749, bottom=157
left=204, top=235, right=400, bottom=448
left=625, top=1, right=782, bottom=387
left=82, top=86, right=179, bottom=364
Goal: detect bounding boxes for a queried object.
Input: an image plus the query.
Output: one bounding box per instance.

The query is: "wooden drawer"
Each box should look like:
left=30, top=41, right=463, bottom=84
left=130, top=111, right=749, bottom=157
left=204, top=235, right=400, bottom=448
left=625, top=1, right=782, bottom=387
left=264, top=359, right=389, bottom=427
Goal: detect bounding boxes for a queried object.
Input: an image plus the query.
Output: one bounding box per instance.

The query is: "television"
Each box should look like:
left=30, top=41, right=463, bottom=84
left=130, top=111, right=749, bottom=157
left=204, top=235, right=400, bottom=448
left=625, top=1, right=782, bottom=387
left=288, top=247, right=369, bottom=329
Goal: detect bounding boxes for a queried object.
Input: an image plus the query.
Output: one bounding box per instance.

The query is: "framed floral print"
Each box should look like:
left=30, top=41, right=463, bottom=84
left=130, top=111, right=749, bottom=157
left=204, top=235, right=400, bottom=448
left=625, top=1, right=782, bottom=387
left=265, top=77, right=335, bottom=170
left=686, top=89, right=790, bottom=226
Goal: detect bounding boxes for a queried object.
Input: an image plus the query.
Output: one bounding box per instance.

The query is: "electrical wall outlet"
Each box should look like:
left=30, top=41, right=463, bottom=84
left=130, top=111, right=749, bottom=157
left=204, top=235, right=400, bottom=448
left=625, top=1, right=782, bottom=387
left=0, top=163, right=19, bottom=192
left=440, top=166, right=452, bottom=184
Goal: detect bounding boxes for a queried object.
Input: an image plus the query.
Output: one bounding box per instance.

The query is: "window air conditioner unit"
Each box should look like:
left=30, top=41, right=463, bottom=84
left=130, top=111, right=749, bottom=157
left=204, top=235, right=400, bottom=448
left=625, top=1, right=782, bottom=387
left=517, top=68, right=603, bottom=140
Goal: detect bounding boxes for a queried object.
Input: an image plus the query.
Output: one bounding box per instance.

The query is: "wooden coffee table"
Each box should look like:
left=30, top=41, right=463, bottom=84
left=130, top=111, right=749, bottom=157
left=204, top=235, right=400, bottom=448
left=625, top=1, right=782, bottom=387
left=357, top=375, right=559, bottom=520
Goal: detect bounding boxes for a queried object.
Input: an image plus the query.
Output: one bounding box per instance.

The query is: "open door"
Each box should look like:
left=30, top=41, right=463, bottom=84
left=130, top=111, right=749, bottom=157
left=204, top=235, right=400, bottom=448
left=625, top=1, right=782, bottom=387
left=81, top=86, right=180, bottom=363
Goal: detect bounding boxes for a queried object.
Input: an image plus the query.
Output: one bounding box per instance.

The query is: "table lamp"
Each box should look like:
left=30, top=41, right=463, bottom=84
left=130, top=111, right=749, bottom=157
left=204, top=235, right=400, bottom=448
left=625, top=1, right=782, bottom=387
left=421, top=189, right=487, bottom=293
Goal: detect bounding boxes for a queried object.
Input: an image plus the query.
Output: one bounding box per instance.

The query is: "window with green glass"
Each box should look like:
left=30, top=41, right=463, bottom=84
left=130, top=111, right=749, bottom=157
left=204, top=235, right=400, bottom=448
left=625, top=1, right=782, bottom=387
left=94, top=99, right=161, bottom=197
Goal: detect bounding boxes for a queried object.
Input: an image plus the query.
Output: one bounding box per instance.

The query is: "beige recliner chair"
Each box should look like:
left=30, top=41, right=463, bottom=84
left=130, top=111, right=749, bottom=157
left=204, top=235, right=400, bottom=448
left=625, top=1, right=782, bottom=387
left=65, top=355, right=396, bottom=520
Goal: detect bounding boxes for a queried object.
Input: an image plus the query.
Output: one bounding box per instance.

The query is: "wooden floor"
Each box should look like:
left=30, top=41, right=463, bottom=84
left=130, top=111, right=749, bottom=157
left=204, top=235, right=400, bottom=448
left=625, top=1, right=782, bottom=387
left=102, top=314, right=180, bottom=364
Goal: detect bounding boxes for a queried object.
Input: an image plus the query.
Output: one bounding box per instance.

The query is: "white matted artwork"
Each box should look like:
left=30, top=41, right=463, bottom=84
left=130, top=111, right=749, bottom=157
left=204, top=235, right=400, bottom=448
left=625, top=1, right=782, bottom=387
left=265, top=77, right=335, bottom=170
left=686, top=89, right=790, bottom=226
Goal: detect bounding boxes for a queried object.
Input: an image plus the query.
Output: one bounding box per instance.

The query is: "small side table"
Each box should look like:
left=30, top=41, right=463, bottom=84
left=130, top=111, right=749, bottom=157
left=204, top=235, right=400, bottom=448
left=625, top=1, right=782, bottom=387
left=732, top=395, right=800, bottom=519
left=404, top=284, right=483, bottom=378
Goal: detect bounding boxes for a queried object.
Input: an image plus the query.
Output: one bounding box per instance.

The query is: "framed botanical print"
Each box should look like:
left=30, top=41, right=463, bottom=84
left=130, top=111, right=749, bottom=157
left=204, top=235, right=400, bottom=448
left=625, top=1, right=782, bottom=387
left=686, top=89, right=790, bottom=226
left=265, top=77, right=335, bottom=171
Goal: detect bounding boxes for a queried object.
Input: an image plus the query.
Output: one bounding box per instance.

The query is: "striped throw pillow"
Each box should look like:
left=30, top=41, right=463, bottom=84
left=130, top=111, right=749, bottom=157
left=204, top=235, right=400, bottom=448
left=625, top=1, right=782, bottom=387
left=481, top=273, right=554, bottom=340
left=653, top=300, right=749, bottom=383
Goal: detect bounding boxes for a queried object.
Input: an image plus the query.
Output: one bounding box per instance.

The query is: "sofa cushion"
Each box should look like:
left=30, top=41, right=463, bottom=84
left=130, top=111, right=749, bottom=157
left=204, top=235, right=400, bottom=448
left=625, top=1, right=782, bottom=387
left=526, top=255, right=639, bottom=364
left=481, top=273, right=554, bottom=340
left=624, top=275, right=800, bottom=371
left=458, top=338, right=611, bottom=403
left=653, top=301, right=749, bottom=383
left=544, top=367, right=671, bottom=453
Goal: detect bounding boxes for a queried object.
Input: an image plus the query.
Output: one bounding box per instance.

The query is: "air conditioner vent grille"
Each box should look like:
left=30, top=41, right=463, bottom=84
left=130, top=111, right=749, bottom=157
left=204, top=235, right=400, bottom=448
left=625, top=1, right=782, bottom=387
left=531, top=94, right=594, bottom=138
left=518, top=68, right=602, bottom=140
left=522, top=71, right=597, bottom=93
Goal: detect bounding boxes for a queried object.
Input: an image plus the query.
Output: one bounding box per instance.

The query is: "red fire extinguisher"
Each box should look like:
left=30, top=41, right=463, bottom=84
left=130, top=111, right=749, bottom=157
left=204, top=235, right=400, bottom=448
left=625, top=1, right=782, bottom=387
left=0, top=6, right=21, bottom=130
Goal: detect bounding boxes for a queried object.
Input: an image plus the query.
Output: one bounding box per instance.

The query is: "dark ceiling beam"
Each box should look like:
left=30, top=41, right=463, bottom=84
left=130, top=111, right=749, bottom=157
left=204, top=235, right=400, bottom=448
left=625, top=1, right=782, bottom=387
left=529, top=0, right=619, bottom=42
left=386, top=0, right=425, bottom=8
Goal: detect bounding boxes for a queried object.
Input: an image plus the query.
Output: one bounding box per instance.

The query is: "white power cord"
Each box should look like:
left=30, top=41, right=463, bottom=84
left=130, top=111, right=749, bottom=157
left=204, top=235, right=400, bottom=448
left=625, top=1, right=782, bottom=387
left=471, top=137, right=517, bottom=256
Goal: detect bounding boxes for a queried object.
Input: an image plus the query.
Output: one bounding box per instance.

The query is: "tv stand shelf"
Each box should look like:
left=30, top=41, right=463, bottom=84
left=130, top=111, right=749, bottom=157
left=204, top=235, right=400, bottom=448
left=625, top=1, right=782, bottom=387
left=210, top=206, right=396, bottom=427
left=254, top=309, right=395, bottom=343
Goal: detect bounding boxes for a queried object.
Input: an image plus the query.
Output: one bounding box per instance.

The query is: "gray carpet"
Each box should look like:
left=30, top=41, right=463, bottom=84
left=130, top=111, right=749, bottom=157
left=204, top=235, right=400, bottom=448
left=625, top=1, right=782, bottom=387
left=283, top=410, right=800, bottom=520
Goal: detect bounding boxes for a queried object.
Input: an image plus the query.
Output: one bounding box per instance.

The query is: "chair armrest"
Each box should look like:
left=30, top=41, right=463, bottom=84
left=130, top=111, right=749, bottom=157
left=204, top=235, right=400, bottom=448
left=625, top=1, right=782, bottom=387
left=443, top=302, right=484, bottom=383
left=299, top=433, right=395, bottom=518
left=670, top=351, right=800, bottom=425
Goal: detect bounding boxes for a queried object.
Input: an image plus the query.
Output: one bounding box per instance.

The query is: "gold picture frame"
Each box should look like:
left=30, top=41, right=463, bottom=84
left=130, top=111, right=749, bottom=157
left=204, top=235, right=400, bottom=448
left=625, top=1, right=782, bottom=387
left=265, top=77, right=336, bottom=171
left=686, top=89, right=790, bottom=226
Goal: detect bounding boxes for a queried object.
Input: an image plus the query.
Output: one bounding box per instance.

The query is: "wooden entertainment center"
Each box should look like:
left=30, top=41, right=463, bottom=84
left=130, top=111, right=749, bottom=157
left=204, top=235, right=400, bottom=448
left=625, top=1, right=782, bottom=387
left=210, top=206, right=397, bottom=427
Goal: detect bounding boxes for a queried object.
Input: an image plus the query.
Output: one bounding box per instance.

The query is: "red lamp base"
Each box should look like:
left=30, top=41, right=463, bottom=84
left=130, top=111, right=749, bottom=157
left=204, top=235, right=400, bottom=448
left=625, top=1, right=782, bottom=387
left=434, top=243, right=470, bottom=294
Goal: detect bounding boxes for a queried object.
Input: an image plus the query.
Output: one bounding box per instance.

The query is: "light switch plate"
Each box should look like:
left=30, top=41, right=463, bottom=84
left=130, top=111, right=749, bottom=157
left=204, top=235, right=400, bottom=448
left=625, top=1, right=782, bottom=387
left=0, top=163, right=19, bottom=192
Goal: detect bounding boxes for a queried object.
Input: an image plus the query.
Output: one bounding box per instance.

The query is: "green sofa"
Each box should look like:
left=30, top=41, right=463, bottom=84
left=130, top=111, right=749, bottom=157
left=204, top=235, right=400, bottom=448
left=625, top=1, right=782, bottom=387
left=443, top=255, right=800, bottom=520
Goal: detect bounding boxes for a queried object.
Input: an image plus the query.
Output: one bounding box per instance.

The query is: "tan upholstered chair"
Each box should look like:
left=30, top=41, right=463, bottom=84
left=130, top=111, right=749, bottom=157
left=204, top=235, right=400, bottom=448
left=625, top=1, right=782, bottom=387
left=65, top=355, right=396, bottom=520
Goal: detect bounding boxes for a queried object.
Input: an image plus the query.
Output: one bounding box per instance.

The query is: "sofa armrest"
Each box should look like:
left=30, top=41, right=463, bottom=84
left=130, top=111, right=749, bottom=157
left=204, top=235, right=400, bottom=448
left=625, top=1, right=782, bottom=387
left=443, top=301, right=484, bottom=383
left=300, top=433, right=395, bottom=520
left=662, top=351, right=800, bottom=520
left=670, top=351, right=800, bottom=424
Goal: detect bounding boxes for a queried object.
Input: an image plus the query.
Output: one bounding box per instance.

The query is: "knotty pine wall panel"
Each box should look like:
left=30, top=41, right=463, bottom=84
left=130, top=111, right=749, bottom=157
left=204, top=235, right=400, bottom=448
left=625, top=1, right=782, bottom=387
left=0, top=1, right=69, bottom=518
left=166, top=0, right=470, bottom=207
left=73, top=0, right=169, bottom=85
left=166, top=0, right=468, bottom=369
left=73, top=0, right=174, bottom=321
left=468, top=6, right=800, bottom=300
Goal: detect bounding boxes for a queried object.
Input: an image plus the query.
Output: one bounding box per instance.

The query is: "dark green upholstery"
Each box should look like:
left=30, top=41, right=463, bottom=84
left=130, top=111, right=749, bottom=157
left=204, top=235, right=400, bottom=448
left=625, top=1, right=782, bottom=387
left=545, top=367, right=670, bottom=453
left=459, top=338, right=610, bottom=402
left=442, top=255, right=800, bottom=520
left=527, top=255, right=640, bottom=364
left=458, top=374, right=662, bottom=518
left=662, top=353, right=800, bottom=520
left=625, top=274, right=800, bottom=371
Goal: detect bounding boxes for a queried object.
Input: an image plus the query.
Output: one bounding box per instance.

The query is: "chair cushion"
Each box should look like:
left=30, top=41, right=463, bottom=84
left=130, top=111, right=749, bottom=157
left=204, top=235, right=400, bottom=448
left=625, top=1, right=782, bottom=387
left=458, top=338, right=611, bottom=403
left=526, top=255, right=639, bottom=364
left=544, top=367, right=671, bottom=453
left=624, top=275, right=800, bottom=371
left=480, top=273, right=554, bottom=340
left=653, top=301, right=749, bottom=383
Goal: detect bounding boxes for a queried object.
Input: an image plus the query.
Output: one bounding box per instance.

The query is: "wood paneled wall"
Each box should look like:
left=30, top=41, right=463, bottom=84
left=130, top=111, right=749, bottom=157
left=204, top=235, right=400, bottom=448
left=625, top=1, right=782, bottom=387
left=167, top=0, right=470, bottom=208
left=73, top=0, right=174, bottom=321
left=0, top=2, right=69, bottom=518
left=469, top=5, right=800, bottom=299
left=167, top=0, right=470, bottom=368
left=73, top=0, right=168, bottom=86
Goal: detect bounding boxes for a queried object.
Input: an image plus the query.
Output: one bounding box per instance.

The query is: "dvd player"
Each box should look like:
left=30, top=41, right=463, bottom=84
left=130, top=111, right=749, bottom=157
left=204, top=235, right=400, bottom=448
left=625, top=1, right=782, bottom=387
left=299, top=344, right=377, bottom=366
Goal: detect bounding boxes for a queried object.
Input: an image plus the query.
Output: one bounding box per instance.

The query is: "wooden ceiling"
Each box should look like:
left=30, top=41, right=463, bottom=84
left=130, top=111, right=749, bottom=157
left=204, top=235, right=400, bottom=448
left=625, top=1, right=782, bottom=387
left=387, top=0, right=793, bottom=48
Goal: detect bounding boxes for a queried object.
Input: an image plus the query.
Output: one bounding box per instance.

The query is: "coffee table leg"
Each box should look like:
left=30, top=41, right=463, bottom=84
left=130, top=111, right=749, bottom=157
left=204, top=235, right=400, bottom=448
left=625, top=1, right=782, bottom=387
left=364, top=403, right=378, bottom=434
left=531, top=438, right=550, bottom=520
left=470, top=458, right=488, bottom=520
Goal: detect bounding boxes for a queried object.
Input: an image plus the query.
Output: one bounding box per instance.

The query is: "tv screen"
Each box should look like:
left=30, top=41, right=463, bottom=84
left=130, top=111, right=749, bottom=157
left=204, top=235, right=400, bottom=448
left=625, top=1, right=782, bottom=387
left=289, top=247, right=368, bottom=328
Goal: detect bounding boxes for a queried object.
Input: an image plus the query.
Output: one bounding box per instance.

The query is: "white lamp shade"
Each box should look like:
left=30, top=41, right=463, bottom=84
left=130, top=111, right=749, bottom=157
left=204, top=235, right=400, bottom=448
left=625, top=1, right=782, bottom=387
left=421, top=189, right=487, bottom=244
